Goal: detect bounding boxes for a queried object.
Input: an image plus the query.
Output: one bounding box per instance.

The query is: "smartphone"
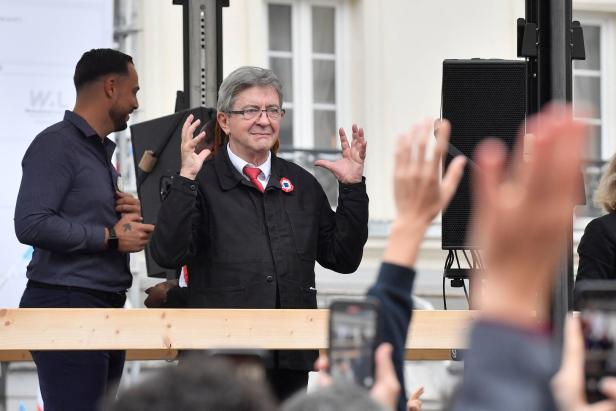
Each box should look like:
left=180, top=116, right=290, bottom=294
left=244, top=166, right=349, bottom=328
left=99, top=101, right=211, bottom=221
left=576, top=281, right=616, bottom=403
left=328, top=298, right=381, bottom=389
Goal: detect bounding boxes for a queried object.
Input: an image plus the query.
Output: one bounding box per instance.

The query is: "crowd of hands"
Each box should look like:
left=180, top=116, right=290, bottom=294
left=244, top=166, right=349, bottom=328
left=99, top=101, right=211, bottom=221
left=109, top=104, right=616, bottom=411
left=346, top=104, right=616, bottom=411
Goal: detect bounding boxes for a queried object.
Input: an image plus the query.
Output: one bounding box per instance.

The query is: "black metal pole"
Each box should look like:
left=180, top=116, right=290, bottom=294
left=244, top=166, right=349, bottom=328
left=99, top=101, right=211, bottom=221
left=173, top=0, right=228, bottom=109
left=526, top=0, right=574, bottom=343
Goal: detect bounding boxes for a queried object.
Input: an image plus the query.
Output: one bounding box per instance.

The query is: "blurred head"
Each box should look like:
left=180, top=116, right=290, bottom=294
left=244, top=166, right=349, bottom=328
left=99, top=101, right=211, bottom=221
left=595, top=154, right=616, bottom=213
left=280, top=383, right=388, bottom=411
left=74, top=48, right=139, bottom=132
left=215, top=67, right=284, bottom=158
left=101, top=355, right=276, bottom=411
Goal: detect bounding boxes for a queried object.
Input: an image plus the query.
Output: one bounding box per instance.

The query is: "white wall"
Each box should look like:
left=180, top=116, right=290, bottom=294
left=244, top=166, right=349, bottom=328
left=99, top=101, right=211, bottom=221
left=0, top=0, right=113, bottom=307
left=358, top=0, right=524, bottom=219
left=133, top=0, right=183, bottom=123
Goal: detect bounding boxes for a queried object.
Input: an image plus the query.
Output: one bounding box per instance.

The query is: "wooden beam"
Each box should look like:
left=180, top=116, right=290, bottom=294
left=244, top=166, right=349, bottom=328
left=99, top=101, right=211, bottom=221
left=0, top=308, right=476, bottom=361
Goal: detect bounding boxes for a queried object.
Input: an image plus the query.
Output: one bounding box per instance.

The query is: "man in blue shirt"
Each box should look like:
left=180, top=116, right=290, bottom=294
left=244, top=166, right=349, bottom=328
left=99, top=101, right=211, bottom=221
left=15, top=48, right=155, bottom=411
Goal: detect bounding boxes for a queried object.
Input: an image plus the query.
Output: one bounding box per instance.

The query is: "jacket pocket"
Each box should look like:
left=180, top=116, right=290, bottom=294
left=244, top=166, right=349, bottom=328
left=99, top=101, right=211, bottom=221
left=287, top=211, right=318, bottom=261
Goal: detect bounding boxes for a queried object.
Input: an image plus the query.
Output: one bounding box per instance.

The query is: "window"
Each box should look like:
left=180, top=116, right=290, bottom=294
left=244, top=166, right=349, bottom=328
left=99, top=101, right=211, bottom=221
left=267, top=1, right=348, bottom=206
left=573, top=23, right=602, bottom=161
left=266, top=1, right=346, bottom=150
left=573, top=13, right=616, bottom=218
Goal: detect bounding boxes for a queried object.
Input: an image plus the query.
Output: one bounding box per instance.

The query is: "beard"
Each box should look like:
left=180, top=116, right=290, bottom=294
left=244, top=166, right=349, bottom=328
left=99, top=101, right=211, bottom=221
left=110, top=106, right=129, bottom=132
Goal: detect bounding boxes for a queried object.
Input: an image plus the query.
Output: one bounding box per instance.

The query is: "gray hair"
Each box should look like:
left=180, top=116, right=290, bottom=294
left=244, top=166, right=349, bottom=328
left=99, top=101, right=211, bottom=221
left=279, top=383, right=388, bottom=411
left=217, top=66, right=283, bottom=113
left=101, top=355, right=276, bottom=411
left=595, top=154, right=616, bottom=213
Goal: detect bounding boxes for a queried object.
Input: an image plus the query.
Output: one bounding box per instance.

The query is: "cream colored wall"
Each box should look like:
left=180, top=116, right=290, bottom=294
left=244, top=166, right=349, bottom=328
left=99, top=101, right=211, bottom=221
left=131, top=0, right=183, bottom=123
left=133, top=0, right=266, bottom=125
left=358, top=0, right=524, bottom=219
left=575, top=0, right=616, bottom=11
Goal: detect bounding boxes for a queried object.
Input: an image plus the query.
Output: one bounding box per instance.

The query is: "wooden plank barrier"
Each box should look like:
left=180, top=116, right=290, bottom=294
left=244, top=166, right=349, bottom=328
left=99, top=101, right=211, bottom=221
left=0, top=309, right=477, bottom=362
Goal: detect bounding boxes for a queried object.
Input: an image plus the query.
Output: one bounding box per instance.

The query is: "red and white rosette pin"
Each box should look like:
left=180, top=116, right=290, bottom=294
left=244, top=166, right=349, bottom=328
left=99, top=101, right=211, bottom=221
left=280, top=177, right=294, bottom=193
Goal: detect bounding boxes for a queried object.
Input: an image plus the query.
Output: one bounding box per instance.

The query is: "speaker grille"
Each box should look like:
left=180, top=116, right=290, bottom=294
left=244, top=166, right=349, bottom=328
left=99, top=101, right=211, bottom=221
left=441, top=59, right=526, bottom=249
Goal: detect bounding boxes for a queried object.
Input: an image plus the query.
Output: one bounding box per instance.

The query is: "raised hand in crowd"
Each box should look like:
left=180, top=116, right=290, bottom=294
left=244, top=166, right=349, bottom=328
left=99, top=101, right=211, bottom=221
left=115, top=191, right=142, bottom=216
left=314, top=124, right=367, bottom=184
left=179, top=113, right=212, bottom=180
left=407, top=386, right=424, bottom=411
left=470, top=104, right=586, bottom=327
left=551, top=316, right=616, bottom=411
left=451, top=105, right=588, bottom=411
left=108, top=213, right=155, bottom=253
left=363, top=118, right=464, bottom=411
left=385, top=118, right=465, bottom=268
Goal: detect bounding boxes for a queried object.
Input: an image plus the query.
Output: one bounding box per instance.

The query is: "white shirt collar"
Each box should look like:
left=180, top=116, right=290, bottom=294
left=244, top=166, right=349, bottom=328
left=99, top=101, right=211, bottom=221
left=226, top=143, right=271, bottom=183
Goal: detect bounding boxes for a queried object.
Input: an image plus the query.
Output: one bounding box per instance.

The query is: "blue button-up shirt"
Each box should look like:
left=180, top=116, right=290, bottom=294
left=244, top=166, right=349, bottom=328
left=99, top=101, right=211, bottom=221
left=14, top=111, right=131, bottom=292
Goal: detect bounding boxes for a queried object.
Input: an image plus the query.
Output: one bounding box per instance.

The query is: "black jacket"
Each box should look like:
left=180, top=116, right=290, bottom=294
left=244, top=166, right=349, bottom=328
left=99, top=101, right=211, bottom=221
left=573, top=212, right=616, bottom=307
left=150, top=148, right=369, bottom=369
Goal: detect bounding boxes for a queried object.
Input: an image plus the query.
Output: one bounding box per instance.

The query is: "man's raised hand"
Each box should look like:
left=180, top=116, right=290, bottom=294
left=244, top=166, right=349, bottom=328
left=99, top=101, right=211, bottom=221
left=315, top=124, right=367, bottom=184
left=179, top=114, right=212, bottom=180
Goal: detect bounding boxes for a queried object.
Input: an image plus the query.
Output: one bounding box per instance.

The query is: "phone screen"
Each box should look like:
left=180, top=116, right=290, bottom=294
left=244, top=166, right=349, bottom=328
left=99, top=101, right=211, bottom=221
left=328, top=299, right=380, bottom=388
left=577, top=282, right=616, bottom=403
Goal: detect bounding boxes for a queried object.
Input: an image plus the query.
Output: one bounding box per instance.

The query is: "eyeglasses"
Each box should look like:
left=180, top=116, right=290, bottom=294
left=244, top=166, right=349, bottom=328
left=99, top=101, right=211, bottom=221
left=226, top=107, right=286, bottom=121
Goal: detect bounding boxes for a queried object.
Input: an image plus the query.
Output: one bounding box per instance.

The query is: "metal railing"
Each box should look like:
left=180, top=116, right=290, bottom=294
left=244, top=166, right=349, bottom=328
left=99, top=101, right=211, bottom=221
left=278, top=146, right=342, bottom=208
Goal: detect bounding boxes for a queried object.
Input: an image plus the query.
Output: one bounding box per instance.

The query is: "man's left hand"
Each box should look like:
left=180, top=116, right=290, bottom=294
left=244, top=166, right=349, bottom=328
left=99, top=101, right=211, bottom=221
left=315, top=124, right=366, bottom=184
left=144, top=279, right=178, bottom=308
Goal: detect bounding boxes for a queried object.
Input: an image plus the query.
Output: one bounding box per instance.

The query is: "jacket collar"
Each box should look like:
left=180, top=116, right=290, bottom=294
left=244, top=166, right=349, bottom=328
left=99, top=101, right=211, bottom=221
left=215, top=147, right=283, bottom=191
left=64, top=110, right=99, bottom=139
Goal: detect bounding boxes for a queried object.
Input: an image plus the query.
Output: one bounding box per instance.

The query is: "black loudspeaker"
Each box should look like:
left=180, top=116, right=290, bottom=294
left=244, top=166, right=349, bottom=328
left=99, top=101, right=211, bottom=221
left=441, top=59, right=527, bottom=249
left=130, top=107, right=216, bottom=277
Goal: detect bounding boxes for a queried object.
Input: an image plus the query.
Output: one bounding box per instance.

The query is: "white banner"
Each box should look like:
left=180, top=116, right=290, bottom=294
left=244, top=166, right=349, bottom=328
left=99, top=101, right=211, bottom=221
left=0, top=0, right=112, bottom=306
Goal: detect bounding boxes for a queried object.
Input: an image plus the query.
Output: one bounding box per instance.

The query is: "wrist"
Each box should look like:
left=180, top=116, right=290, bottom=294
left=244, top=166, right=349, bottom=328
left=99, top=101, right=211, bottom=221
left=383, top=220, right=427, bottom=268
left=107, top=226, right=119, bottom=251
left=339, top=175, right=363, bottom=184
left=478, top=282, right=550, bottom=328
left=343, top=177, right=363, bottom=184
left=390, top=217, right=431, bottom=241
left=179, top=168, right=197, bottom=180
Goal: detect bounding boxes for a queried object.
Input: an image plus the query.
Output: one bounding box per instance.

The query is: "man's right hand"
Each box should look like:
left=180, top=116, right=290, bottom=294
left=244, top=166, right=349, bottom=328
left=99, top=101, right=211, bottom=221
left=179, top=114, right=212, bottom=180
left=113, top=213, right=155, bottom=253
left=144, top=279, right=178, bottom=308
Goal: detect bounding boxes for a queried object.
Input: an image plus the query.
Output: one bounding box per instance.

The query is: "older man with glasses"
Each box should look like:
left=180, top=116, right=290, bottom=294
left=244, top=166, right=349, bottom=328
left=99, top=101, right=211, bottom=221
left=147, top=66, right=369, bottom=401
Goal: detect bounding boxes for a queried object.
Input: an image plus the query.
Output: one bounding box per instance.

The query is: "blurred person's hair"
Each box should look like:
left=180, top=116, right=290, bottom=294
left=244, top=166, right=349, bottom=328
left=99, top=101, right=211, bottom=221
left=279, top=383, right=388, bottom=411
left=213, top=66, right=284, bottom=154
left=100, top=355, right=276, bottom=411
left=594, top=154, right=616, bottom=213
left=74, top=48, right=134, bottom=92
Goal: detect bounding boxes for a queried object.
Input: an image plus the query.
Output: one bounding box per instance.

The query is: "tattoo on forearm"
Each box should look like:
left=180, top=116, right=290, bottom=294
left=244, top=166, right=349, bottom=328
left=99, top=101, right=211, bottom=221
left=123, top=223, right=132, bottom=232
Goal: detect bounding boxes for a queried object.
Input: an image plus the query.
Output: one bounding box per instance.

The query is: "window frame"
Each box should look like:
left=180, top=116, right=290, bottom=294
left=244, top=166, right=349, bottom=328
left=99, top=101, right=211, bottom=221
left=265, top=0, right=351, bottom=150
left=572, top=11, right=616, bottom=161
left=572, top=11, right=616, bottom=221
